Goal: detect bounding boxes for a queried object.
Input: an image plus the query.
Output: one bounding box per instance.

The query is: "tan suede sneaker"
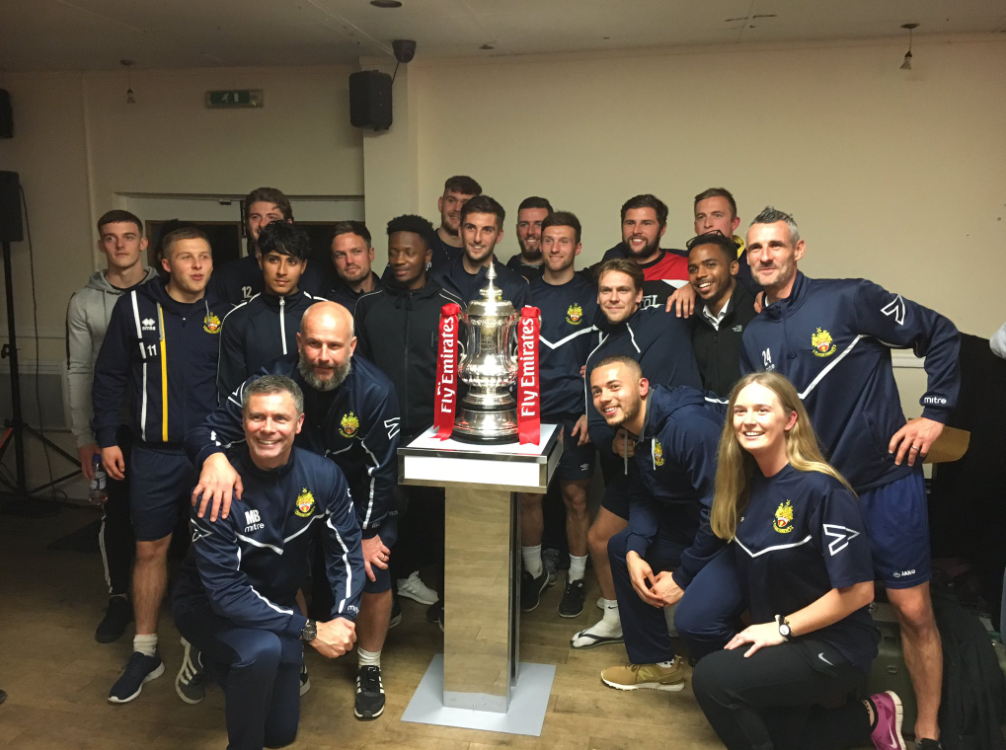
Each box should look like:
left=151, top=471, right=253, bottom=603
left=600, top=657, right=686, bottom=692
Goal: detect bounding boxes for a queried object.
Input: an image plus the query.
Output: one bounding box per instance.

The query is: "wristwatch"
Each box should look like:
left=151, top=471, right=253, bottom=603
left=301, top=619, right=317, bottom=643
left=775, top=614, right=792, bottom=641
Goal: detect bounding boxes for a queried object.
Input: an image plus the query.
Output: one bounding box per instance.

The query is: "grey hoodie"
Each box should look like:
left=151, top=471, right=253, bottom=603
left=65, top=267, right=158, bottom=447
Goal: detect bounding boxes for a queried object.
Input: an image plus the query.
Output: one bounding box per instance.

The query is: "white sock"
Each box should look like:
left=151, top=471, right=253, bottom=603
left=601, top=599, right=620, bottom=624
left=358, top=647, right=381, bottom=668
left=134, top=633, right=158, bottom=657
left=521, top=545, right=543, bottom=578
left=568, top=554, right=588, bottom=581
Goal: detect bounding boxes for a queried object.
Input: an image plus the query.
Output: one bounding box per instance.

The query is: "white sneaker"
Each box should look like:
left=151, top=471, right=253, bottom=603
left=571, top=615, right=623, bottom=649
left=396, top=571, right=439, bottom=606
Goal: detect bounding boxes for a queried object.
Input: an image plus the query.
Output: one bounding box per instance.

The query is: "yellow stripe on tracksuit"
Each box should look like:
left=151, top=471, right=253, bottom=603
left=157, top=304, right=168, bottom=441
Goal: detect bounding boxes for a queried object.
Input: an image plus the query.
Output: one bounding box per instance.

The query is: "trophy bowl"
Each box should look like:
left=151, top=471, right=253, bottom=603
left=452, top=264, right=520, bottom=444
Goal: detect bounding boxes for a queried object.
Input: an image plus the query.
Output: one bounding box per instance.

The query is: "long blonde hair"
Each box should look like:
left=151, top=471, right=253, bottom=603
left=710, top=371, right=854, bottom=541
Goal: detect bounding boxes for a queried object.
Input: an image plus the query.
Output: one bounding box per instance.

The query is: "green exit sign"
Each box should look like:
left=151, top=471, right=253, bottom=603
left=205, top=89, right=263, bottom=108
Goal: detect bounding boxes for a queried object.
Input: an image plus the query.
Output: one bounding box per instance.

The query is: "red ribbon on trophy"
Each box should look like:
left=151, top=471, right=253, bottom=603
left=433, top=303, right=461, bottom=440
left=517, top=307, right=541, bottom=445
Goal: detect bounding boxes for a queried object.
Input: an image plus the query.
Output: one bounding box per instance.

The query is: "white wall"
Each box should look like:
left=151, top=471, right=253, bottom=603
left=411, top=36, right=1006, bottom=338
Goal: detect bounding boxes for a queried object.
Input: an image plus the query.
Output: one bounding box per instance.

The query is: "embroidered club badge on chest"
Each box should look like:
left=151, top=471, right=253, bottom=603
left=811, top=327, right=836, bottom=357
left=339, top=412, right=360, bottom=438
left=653, top=439, right=665, bottom=467
left=295, top=488, right=316, bottom=518
left=566, top=303, right=584, bottom=325
left=773, top=500, right=795, bottom=534
left=203, top=312, right=222, bottom=334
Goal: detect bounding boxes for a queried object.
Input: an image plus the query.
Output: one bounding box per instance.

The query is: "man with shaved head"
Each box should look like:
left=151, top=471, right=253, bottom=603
left=186, top=300, right=402, bottom=721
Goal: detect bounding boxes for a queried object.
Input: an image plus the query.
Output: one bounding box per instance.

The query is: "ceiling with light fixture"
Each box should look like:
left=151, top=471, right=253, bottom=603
left=2, top=0, right=1003, bottom=72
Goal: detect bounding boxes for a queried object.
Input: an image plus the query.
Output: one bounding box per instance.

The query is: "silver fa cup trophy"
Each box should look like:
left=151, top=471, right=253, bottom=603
left=453, top=263, right=519, bottom=444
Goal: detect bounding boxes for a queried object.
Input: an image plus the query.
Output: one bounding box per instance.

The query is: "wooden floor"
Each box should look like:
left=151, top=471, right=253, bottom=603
left=0, top=505, right=725, bottom=750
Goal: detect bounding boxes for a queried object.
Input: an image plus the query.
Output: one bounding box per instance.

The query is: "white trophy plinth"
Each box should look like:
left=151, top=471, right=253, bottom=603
left=398, top=424, right=562, bottom=736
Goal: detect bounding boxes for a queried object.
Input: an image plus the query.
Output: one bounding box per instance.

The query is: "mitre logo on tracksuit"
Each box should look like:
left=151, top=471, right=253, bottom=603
left=740, top=272, right=960, bottom=492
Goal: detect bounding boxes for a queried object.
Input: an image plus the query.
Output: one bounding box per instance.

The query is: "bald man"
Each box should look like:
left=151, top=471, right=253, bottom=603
left=186, top=301, right=402, bottom=721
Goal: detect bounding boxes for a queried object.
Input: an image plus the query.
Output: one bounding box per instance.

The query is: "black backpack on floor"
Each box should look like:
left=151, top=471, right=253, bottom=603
left=932, top=590, right=1006, bottom=750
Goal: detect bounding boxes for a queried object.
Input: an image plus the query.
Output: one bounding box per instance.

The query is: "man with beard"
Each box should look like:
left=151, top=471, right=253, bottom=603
left=506, top=196, right=552, bottom=281
left=740, top=206, right=960, bottom=749
left=430, top=195, right=532, bottom=308
left=571, top=259, right=700, bottom=650
left=217, top=222, right=324, bottom=398
left=186, top=301, right=401, bottom=722
left=429, top=175, right=482, bottom=271
left=588, top=356, right=728, bottom=692
left=687, top=233, right=757, bottom=397
left=354, top=215, right=462, bottom=627
left=598, top=195, right=688, bottom=310
left=327, top=222, right=383, bottom=315
left=93, top=226, right=229, bottom=703
left=520, top=212, right=598, bottom=617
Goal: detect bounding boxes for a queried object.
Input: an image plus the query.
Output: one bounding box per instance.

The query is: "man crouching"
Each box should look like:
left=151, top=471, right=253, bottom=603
left=172, top=375, right=363, bottom=750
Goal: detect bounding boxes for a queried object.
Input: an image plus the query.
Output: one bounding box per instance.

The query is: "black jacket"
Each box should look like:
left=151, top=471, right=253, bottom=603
left=430, top=255, right=532, bottom=309
left=354, top=281, right=463, bottom=440
left=216, top=290, right=323, bottom=398
left=692, top=281, right=758, bottom=397
left=326, top=273, right=383, bottom=315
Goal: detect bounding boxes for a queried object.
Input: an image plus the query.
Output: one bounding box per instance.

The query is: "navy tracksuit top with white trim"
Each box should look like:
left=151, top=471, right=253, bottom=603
left=92, top=279, right=230, bottom=448
left=430, top=255, right=533, bottom=309
left=584, top=306, right=702, bottom=454
left=216, top=290, right=322, bottom=398
left=740, top=272, right=960, bottom=492
left=529, top=274, right=598, bottom=419
left=187, top=354, right=400, bottom=538
left=627, top=385, right=724, bottom=588
left=736, top=465, right=878, bottom=673
left=174, top=445, right=365, bottom=632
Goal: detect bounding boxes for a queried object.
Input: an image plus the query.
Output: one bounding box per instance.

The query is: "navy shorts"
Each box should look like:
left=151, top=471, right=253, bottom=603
left=129, top=443, right=198, bottom=542
left=859, top=469, right=931, bottom=589
left=552, top=415, right=596, bottom=482
left=599, top=453, right=630, bottom=520
left=363, top=510, right=398, bottom=595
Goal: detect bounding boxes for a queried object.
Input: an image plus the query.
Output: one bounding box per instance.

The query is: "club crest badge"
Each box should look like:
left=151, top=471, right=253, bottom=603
left=773, top=500, right=795, bottom=534
left=339, top=412, right=360, bottom=439
left=295, top=488, right=315, bottom=518
left=203, top=312, right=222, bottom=335
left=653, top=440, right=665, bottom=467
left=811, top=327, right=836, bottom=358
left=566, top=303, right=584, bottom=325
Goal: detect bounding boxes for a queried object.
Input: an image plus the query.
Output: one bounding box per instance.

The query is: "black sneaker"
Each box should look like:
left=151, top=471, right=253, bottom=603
left=520, top=569, right=552, bottom=612
left=108, top=651, right=165, bottom=703
left=300, top=662, right=311, bottom=697
left=389, top=596, right=402, bottom=630
left=916, top=741, right=942, bottom=750
left=354, top=665, right=386, bottom=720
left=95, top=596, right=133, bottom=643
left=175, top=638, right=207, bottom=704
left=558, top=578, right=586, bottom=618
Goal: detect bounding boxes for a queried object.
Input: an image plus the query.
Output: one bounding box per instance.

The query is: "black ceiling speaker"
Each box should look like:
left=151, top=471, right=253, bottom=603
left=349, top=70, right=392, bottom=132
left=0, top=90, right=12, bottom=139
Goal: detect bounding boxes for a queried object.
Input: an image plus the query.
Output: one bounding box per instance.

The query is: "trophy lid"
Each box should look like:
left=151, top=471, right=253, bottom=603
left=466, top=261, right=515, bottom=318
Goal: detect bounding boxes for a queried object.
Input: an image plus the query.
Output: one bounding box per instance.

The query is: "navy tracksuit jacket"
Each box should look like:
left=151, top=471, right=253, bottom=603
left=529, top=274, right=598, bottom=420
left=430, top=255, right=533, bottom=309
left=216, top=290, right=323, bottom=398
left=92, top=279, right=230, bottom=448
left=610, top=385, right=728, bottom=665
left=740, top=272, right=960, bottom=492
left=187, top=354, right=401, bottom=538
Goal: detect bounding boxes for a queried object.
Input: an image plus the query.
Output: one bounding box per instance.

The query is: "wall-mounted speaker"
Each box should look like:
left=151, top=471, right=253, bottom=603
left=349, top=71, right=392, bottom=132
left=0, top=171, right=24, bottom=243
left=0, top=90, right=12, bottom=139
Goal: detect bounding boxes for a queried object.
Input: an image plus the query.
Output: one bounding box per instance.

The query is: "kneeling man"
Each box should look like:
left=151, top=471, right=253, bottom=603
left=173, top=375, right=364, bottom=750
left=590, top=356, right=739, bottom=690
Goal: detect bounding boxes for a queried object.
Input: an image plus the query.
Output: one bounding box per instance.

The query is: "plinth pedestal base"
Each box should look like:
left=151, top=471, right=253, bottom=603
left=401, top=654, right=555, bottom=736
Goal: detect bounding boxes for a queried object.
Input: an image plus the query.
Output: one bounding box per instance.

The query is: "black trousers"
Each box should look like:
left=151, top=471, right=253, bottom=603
left=691, top=639, right=871, bottom=750
left=391, top=485, right=445, bottom=591
left=99, top=427, right=134, bottom=596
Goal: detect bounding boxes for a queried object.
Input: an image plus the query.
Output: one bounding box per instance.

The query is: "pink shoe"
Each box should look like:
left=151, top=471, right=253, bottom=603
left=869, top=691, right=908, bottom=750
